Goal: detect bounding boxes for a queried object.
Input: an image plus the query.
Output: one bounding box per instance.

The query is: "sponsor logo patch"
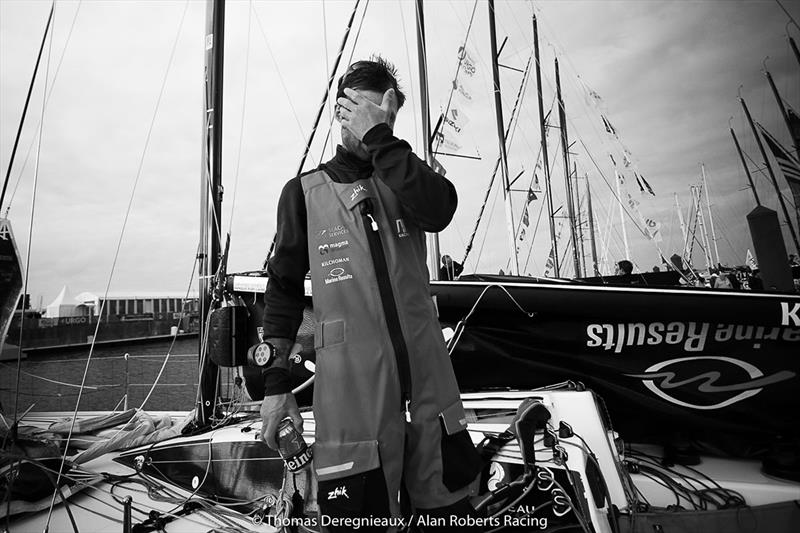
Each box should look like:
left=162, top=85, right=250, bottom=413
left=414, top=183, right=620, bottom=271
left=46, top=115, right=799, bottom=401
left=324, top=266, right=353, bottom=285
left=318, top=239, right=350, bottom=255
left=327, top=486, right=350, bottom=500
left=350, top=184, right=367, bottom=202
left=316, top=225, right=349, bottom=240
left=395, top=218, right=409, bottom=238
left=321, top=256, right=350, bottom=267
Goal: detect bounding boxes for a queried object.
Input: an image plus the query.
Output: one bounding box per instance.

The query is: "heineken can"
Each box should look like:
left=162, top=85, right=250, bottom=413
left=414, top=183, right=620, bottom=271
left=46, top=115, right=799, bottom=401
left=276, top=417, right=312, bottom=472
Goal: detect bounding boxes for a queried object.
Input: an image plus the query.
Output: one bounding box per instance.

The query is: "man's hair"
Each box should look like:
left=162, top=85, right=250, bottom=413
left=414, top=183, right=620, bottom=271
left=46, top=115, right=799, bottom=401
left=337, top=56, right=407, bottom=108
left=617, top=260, right=633, bottom=275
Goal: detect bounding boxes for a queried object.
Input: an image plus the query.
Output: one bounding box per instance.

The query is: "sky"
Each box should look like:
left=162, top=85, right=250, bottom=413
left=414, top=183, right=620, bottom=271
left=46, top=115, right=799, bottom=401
left=1, top=0, right=799, bottom=307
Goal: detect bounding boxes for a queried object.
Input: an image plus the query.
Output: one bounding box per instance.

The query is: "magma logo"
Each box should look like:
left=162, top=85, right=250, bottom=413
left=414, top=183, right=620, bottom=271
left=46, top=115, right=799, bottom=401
left=626, top=356, right=795, bottom=410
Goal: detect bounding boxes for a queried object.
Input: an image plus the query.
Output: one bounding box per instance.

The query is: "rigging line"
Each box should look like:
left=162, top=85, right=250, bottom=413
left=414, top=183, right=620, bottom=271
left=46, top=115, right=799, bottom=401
left=0, top=363, right=107, bottom=389
left=24, top=4, right=57, bottom=531
left=11, top=0, right=54, bottom=433
left=521, top=189, right=548, bottom=273
left=316, top=0, right=370, bottom=161
left=322, top=0, right=334, bottom=159
left=461, top=53, right=536, bottom=267
left=589, top=180, right=627, bottom=271
left=0, top=2, right=53, bottom=213
left=295, top=0, right=362, bottom=174
left=521, top=119, right=566, bottom=273
left=473, top=171, right=503, bottom=270
left=137, top=247, right=199, bottom=412
left=226, top=0, right=253, bottom=233
left=251, top=5, right=315, bottom=169
left=265, top=0, right=368, bottom=267
left=397, top=0, right=420, bottom=152
left=3, top=1, right=82, bottom=217
left=577, top=137, right=653, bottom=241
left=742, top=148, right=797, bottom=209
left=710, top=204, right=745, bottom=263
left=43, top=4, right=191, bottom=529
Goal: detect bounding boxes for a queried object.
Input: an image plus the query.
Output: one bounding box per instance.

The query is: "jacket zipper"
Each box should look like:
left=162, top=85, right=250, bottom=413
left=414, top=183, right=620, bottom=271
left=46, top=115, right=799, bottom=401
left=359, top=199, right=413, bottom=422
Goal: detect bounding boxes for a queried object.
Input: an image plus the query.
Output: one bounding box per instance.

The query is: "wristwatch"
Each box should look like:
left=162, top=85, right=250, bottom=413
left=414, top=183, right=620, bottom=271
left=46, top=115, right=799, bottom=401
left=247, top=341, right=276, bottom=368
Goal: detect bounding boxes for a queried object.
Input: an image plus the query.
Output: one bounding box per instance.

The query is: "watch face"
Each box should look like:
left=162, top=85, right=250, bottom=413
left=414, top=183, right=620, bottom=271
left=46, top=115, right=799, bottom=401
left=254, top=343, right=273, bottom=366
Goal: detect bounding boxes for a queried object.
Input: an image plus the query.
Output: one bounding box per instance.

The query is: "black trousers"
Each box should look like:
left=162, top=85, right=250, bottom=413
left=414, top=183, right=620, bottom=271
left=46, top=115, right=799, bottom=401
left=318, top=469, right=481, bottom=532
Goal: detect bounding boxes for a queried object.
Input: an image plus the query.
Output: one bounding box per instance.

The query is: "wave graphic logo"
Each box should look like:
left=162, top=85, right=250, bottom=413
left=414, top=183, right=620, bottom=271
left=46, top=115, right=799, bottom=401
left=626, top=356, right=795, bottom=410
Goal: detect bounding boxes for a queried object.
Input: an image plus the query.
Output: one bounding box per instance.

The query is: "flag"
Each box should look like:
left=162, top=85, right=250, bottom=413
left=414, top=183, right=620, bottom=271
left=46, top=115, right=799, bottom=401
left=521, top=205, right=530, bottom=227
left=644, top=217, right=663, bottom=242
left=757, top=122, right=800, bottom=227
left=527, top=188, right=537, bottom=204
left=636, top=172, right=655, bottom=196
left=745, top=249, right=757, bottom=270
left=601, top=115, right=617, bottom=135
left=757, top=122, right=800, bottom=183
left=453, top=45, right=478, bottom=101
left=436, top=106, right=478, bottom=156
left=623, top=152, right=632, bottom=168
left=544, top=246, right=555, bottom=277
left=532, top=173, right=541, bottom=193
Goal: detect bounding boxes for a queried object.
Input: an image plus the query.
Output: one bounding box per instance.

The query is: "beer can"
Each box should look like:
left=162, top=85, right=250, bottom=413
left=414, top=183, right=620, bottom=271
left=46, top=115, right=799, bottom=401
left=276, top=417, right=312, bottom=472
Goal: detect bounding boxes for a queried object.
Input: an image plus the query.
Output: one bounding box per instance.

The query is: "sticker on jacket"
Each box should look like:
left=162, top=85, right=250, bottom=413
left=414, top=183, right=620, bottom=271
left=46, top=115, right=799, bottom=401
left=395, top=218, right=409, bottom=238
left=321, top=256, right=350, bottom=268
left=350, top=184, right=367, bottom=202
left=316, top=224, right=349, bottom=240
left=318, top=239, right=350, bottom=255
left=325, top=266, right=353, bottom=285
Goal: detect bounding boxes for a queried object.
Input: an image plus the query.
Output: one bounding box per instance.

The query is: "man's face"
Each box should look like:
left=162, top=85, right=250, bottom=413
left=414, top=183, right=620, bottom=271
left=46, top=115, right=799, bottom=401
left=338, top=88, right=397, bottom=160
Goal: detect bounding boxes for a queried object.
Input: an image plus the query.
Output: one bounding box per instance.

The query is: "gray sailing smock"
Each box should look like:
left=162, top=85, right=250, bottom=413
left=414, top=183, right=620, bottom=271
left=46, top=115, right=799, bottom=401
left=301, top=169, right=480, bottom=515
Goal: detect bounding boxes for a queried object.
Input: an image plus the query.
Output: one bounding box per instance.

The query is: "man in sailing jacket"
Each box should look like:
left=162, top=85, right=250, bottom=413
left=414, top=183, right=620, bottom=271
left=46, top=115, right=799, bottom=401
left=260, top=58, right=482, bottom=530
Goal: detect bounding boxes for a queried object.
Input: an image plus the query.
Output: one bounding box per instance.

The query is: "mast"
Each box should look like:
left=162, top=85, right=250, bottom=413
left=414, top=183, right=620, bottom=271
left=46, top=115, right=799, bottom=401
left=791, top=36, right=800, bottom=69
left=730, top=126, right=761, bottom=206
left=198, top=0, right=225, bottom=425
left=415, top=0, right=441, bottom=279
left=691, top=185, right=713, bottom=271
left=764, top=68, right=799, bottom=152
left=554, top=58, right=580, bottom=277
left=700, top=163, right=720, bottom=266
left=674, top=192, right=688, bottom=255
left=532, top=15, right=559, bottom=276
left=574, top=165, right=586, bottom=276
left=488, top=0, right=518, bottom=275
left=739, top=96, right=800, bottom=254
left=585, top=174, right=600, bottom=276
left=614, top=170, right=631, bottom=259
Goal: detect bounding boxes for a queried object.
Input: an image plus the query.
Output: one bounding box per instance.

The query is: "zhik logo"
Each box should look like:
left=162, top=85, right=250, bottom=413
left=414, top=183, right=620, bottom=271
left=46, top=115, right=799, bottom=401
left=626, top=356, right=795, bottom=410
left=327, top=486, right=349, bottom=500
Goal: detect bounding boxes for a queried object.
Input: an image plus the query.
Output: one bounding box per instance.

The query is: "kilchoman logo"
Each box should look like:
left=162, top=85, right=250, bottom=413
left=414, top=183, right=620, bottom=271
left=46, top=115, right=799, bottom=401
left=321, top=256, right=350, bottom=267
left=625, top=356, right=795, bottom=410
